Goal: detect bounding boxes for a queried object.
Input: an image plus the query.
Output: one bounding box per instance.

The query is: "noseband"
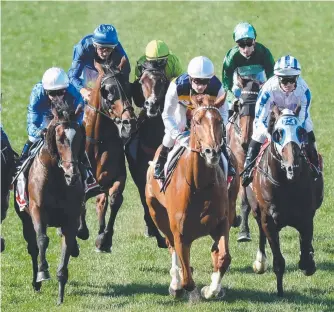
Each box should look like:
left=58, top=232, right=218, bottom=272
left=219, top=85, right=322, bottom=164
left=191, top=106, right=222, bottom=156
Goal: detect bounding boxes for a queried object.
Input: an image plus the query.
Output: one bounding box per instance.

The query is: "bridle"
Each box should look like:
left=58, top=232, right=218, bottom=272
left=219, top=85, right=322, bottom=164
left=190, top=105, right=223, bottom=157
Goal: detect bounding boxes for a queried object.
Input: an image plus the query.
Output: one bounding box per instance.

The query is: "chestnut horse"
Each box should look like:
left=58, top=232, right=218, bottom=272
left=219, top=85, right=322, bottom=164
left=248, top=106, right=324, bottom=296
left=146, top=94, right=237, bottom=300
left=79, top=62, right=137, bottom=252
left=226, top=80, right=259, bottom=242
left=14, top=100, right=85, bottom=304
left=126, top=69, right=169, bottom=247
left=1, top=128, right=17, bottom=252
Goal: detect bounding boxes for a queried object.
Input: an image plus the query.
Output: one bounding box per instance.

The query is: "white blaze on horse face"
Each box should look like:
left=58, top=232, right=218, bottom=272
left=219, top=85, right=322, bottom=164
left=273, top=114, right=303, bottom=154
left=64, top=128, right=77, bottom=143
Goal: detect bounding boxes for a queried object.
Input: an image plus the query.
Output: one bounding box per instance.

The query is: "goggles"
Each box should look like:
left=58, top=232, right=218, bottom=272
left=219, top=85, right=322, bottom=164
left=237, top=39, right=254, bottom=48
left=191, top=78, right=210, bottom=86
left=278, top=76, right=298, bottom=85
left=47, top=89, right=66, bottom=97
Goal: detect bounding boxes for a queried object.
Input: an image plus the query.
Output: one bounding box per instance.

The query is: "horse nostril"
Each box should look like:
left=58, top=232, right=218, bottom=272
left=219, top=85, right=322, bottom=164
left=144, top=101, right=150, bottom=108
left=122, top=119, right=130, bottom=125
left=205, top=148, right=212, bottom=155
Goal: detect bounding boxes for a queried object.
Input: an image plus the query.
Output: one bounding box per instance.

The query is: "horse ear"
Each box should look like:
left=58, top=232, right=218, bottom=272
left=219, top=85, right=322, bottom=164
left=75, top=104, right=84, bottom=117
left=294, top=105, right=301, bottom=116
left=51, top=106, right=58, bottom=120
left=214, top=92, right=227, bottom=108
left=272, top=104, right=280, bottom=119
left=139, top=71, right=148, bottom=84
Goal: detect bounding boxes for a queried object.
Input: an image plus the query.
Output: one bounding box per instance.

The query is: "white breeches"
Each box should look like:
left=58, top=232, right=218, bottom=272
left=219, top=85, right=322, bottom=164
left=162, top=104, right=187, bottom=148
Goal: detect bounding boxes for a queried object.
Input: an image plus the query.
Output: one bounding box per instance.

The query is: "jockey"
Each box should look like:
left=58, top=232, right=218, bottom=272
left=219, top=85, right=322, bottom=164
left=68, top=24, right=131, bottom=102
left=132, top=40, right=183, bottom=107
left=154, top=56, right=236, bottom=180
left=222, top=22, right=275, bottom=117
left=242, top=55, right=319, bottom=186
left=18, top=67, right=98, bottom=200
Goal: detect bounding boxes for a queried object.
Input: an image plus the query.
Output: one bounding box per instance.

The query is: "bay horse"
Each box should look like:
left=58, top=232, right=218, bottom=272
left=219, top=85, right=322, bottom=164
left=14, top=99, right=85, bottom=304
left=146, top=94, right=236, bottom=300
left=79, top=61, right=137, bottom=252
left=1, top=128, right=17, bottom=252
left=126, top=68, right=169, bottom=248
left=226, top=79, right=259, bottom=242
left=248, top=106, right=324, bottom=296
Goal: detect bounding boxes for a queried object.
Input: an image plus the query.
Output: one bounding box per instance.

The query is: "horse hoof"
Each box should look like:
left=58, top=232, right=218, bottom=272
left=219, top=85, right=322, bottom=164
left=253, top=260, right=268, bottom=274
left=237, top=232, right=251, bottom=242
left=71, top=242, right=80, bottom=258
left=32, top=281, right=42, bottom=291
left=232, top=215, right=242, bottom=228
left=95, top=247, right=112, bottom=253
left=201, top=286, right=225, bottom=300
left=169, top=287, right=185, bottom=299
left=77, top=228, right=89, bottom=240
left=36, top=271, right=51, bottom=282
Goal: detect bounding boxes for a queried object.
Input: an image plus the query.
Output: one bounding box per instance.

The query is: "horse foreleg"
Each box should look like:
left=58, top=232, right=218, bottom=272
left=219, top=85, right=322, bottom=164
left=30, top=206, right=50, bottom=283
left=174, top=234, right=198, bottom=302
left=263, top=215, right=285, bottom=297
left=21, top=212, right=41, bottom=291
left=168, top=249, right=184, bottom=298
left=95, top=193, right=109, bottom=252
left=298, top=221, right=316, bottom=276
left=77, top=201, right=89, bottom=240
left=238, top=186, right=252, bottom=242
left=202, top=218, right=231, bottom=300
left=253, top=211, right=268, bottom=274
left=56, top=223, right=78, bottom=305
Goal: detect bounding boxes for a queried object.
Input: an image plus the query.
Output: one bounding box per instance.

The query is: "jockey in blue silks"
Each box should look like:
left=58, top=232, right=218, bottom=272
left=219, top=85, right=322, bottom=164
left=16, top=68, right=98, bottom=210
left=68, top=24, right=131, bottom=103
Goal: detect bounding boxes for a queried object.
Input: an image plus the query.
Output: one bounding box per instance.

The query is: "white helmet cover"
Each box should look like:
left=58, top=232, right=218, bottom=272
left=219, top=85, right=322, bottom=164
left=42, top=67, right=70, bottom=91
left=187, top=56, right=214, bottom=79
left=274, top=55, right=301, bottom=76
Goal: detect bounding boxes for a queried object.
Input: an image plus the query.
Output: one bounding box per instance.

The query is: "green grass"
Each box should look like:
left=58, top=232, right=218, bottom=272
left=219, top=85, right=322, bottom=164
left=1, top=1, right=334, bottom=311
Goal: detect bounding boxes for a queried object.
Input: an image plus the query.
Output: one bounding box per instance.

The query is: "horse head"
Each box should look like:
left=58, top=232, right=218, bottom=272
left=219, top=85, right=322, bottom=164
left=268, top=105, right=307, bottom=181
left=189, top=93, right=224, bottom=167
left=238, top=80, right=259, bottom=152
left=140, top=68, right=169, bottom=118
left=47, top=99, right=83, bottom=186
left=94, top=61, right=137, bottom=140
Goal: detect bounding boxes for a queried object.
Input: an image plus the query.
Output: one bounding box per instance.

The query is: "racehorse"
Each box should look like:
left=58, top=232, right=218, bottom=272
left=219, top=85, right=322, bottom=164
left=1, top=128, right=17, bottom=252
left=14, top=99, right=85, bottom=304
left=79, top=61, right=137, bottom=252
left=248, top=106, right=324, bottom=296
left=226, top=79, right=259, bottom=242
left=126, top=68, right=169, bottom=248
left=146, top=94, right=235, bottom=300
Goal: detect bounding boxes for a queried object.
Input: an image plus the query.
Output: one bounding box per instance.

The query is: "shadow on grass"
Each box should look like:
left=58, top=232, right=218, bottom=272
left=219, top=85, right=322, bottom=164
left=68, top=281, right=334, bottom=309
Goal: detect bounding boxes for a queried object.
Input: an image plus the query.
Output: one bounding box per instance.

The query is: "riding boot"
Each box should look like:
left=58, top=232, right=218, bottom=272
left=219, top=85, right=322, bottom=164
left=306, top=132, right=321, bottom=179
left=241, top=140, right=262, bottom=187
left=81, top=152, right=99, bottom=192
left=153, top=145, right=169, bottom=179
left=221, top=143, right=236, bottom=177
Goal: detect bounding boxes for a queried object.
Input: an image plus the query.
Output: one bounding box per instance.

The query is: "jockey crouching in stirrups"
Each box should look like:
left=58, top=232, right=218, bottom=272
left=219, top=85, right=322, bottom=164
left=154, top=56, right=236, bottom=182
left=16, top=67, right=98, bottom=211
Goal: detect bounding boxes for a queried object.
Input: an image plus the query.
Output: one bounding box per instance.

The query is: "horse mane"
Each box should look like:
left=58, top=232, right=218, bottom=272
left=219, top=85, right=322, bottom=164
left=45, top=99, right=76, bottom=158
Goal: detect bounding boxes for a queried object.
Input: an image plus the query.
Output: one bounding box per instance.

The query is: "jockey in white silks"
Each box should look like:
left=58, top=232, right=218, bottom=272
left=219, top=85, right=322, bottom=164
left=154, top=56, right=236, bottom=180
left=241, top=55, right=320, bottom=186
left=16, top=68, right=98, bottom=211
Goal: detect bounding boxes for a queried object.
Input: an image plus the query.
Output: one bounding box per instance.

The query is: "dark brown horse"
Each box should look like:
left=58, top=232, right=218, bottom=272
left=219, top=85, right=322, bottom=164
left=14, top=100, right=85, bottom=304
left=146, top=94, right=235, bottom=301
left=126, top=69, right=169, bottom=247
left=247, top=106, right=323, bottom=296
left=226, top=80, right=259, bottom=242
left=79, top=62, right=137, bottom=252
left=1, top=128, right=17, bottom=252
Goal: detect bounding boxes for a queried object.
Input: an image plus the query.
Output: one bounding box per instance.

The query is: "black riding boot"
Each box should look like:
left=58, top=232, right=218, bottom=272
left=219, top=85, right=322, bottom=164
left=241, top=140, right=262, bottom=187
left=221, top=143, right=236, bottom=177
left=154, top=145, right=169, bottom=179
left=306, top=132, right=320, bottom=177
left=19, top=140, right=33, bottom=163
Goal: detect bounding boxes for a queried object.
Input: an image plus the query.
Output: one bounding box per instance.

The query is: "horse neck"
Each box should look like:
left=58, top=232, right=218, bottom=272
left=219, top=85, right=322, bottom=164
left=186, top=130, right=215, bottom=189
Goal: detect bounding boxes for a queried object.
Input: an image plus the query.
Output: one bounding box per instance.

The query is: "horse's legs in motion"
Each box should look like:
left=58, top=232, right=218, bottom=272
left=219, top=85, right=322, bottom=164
left=202, top=218, right=231, bottom=299
left=238, top=186, right=252, bottom=242
left=95, top=193, right=108, bottom=252
left=253, top=211, right=268, bottom=274
left=77, top=201, right=89, bottom=240
left=298, top=221, right=316, bottom=276
left=57, top=222, right=78, bottom=305
left=21, top=212, right=42, bottom=291
left=30, top=207, right=51, bottom=283
left=138, top=185, right=167, bottom=248
left=262, top=214, right=285, bottom=297
left=96, top=181, right=124, bottom=252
